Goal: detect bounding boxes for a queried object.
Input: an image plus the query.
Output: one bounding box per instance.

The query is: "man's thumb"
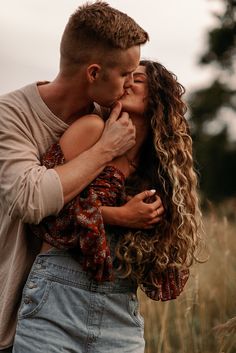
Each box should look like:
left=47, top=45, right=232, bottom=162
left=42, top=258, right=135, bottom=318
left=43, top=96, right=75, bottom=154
left=107, top=101, right=122, bottom=123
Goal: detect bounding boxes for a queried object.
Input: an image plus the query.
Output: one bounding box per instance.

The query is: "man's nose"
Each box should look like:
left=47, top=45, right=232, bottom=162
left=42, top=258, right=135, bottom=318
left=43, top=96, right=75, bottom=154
left=124, top=73, right=134, bottom=88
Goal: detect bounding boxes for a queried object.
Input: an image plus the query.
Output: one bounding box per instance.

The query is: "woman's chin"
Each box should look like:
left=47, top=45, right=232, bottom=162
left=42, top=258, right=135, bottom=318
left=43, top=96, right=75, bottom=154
left=119, top=100, right=129, bottom=110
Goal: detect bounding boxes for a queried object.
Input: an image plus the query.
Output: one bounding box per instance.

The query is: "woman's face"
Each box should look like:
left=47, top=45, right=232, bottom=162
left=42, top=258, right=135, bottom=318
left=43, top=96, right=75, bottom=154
left=119, top=65, right=148, bottom=115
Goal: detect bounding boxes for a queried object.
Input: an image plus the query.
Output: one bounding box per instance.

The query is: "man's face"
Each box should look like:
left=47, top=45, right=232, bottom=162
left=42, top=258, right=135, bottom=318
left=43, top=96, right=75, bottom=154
left=90, top=45, right=140, bottom=107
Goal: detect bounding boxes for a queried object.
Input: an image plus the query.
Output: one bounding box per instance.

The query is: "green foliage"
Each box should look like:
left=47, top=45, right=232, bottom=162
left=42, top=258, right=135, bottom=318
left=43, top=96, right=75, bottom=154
left=200, top=0, right=236, bottom=68
left=193, top=130, right=236, bottom=203
left=188, top=0, right=236, bottom=204
left=201, top=26, right=236, bottom=67
left=189, top=80, right=233, bottom=128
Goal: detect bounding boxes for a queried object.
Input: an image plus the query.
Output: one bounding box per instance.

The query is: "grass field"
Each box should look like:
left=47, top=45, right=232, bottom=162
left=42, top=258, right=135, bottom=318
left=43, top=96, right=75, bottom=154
left=140, top=210, right=236, bottom=353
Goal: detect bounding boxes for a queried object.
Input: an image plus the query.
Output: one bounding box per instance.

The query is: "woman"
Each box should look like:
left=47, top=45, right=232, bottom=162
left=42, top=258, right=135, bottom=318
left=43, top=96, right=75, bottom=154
left=13, top=61, right=202, bottom=353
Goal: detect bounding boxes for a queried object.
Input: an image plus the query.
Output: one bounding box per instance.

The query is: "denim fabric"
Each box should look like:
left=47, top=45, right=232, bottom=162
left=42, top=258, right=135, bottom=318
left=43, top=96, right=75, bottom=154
left=13, top=248, right=145, bottom=353
left=0, top=348, right=13, bottom=353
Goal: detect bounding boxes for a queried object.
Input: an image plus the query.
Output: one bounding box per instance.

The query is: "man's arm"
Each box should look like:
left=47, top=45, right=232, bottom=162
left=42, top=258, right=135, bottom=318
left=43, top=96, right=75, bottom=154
left=0, top=100, right=134, bottom=224
left=59, top=113, right=164, bottom=229
left=55, top=102, right=136, bottom=203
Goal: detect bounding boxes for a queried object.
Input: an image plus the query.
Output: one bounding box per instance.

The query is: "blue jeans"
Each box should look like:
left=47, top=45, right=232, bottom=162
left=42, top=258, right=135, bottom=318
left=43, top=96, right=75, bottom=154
left=13, top=249, right=145, bottom=353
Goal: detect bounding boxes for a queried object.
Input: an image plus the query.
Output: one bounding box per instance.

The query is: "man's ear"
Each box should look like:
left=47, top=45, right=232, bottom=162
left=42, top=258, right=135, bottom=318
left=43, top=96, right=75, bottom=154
left=87, top=64, right=101, bottom=82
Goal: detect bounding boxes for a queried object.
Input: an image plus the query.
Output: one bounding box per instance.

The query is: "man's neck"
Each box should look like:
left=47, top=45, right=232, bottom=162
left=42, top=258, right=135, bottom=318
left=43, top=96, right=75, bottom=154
left=37, top=77, right=93, bottom=124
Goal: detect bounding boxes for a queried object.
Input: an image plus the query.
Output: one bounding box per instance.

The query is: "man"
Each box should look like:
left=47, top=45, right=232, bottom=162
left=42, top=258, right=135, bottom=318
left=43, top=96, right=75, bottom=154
left=0, top=2, right=163, bottom=352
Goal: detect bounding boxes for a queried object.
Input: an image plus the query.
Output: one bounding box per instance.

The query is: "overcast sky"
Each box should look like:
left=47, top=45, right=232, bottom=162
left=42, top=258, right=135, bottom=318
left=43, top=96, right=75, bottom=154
left=0, top=0, right=223, bottom=96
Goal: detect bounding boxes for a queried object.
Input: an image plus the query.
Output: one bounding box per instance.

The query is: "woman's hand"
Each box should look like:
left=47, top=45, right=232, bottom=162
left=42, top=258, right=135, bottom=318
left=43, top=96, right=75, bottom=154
left=101, top=190, right=165, bottom=229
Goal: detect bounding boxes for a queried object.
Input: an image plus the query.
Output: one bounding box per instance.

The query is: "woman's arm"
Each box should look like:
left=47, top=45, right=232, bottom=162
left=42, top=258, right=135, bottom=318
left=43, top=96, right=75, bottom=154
left=101, top=190, right=164, bottom=229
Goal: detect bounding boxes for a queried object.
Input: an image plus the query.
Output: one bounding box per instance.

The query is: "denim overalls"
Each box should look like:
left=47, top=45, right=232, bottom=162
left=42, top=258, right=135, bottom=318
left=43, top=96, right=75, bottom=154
left=13, top=232, right=145, bottom=353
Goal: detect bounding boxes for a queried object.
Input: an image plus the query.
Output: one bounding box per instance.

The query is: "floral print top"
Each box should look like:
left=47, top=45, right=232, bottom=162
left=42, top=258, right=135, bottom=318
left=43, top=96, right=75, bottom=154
left=30, top=143, right=126, bottom=282
left=30, top=143, right=189, bottom=300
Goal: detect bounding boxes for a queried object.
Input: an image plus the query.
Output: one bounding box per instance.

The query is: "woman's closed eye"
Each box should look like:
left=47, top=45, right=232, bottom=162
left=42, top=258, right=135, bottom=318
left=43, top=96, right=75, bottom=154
left=134, top=80, right=145, bottom=83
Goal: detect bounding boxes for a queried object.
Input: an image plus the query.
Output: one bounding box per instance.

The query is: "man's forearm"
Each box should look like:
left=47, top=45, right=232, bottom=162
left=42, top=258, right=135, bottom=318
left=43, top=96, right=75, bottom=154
left=55, top=143, right=112, bottom=204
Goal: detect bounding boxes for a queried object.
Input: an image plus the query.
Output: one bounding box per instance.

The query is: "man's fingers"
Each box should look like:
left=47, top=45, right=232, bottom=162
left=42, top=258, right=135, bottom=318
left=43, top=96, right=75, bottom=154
left=118, top=112, right=130, bottom=125
left=107, top=101, right=122, bottom=123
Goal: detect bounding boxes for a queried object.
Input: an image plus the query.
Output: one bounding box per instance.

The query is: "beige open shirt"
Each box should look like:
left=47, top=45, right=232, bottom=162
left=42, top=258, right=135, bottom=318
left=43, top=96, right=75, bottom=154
left=0, top=83, right=68, bottom=348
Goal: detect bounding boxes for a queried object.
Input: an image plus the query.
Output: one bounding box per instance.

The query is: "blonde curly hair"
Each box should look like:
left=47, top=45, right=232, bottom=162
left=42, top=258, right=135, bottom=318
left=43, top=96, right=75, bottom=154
left=115, top=60, right=202, bottom=288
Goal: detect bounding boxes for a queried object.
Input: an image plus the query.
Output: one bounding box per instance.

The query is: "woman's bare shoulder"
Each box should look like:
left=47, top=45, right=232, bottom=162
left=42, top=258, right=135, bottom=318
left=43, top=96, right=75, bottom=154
left=60, top=114, right=105, bottom=161
left=70, top=114, right=105, bottom=131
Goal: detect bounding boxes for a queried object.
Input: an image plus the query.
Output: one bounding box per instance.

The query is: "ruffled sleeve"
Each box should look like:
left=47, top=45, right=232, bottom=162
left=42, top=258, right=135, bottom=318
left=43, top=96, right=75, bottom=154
left=140, top=267, right=190, bottom=301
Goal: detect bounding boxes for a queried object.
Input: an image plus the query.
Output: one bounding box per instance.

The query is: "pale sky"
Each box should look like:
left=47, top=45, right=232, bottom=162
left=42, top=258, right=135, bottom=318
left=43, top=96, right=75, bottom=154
left=0, top=0, right=222, bottom=95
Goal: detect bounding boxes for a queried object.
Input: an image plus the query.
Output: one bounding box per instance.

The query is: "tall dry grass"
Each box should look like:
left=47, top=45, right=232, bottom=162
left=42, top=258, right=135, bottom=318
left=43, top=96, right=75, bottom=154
left=140, top=210, right=236, bottom=353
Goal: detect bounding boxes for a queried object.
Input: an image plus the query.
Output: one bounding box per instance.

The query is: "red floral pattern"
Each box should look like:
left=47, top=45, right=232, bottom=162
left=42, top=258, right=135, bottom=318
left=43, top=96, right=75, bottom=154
left=141, top=267, right=189, bottom=301
left=30, top=143, right=126, bottom=281
left=30, top=143, right=189, bottom=300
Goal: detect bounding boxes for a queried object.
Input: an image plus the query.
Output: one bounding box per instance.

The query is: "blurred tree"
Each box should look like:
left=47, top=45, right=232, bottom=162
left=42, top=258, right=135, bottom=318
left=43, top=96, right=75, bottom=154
left=188, top=0, right=236, bottom=204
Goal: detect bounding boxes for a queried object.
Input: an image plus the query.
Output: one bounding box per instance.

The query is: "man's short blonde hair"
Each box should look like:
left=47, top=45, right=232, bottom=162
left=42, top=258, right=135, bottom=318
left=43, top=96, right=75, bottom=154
left=60, top=1, right=149, bottom=70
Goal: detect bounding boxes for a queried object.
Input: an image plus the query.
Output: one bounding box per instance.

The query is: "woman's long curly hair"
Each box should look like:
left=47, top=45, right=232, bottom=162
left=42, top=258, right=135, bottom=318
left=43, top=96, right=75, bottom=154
left=115, top=60, right=202, bottom=287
